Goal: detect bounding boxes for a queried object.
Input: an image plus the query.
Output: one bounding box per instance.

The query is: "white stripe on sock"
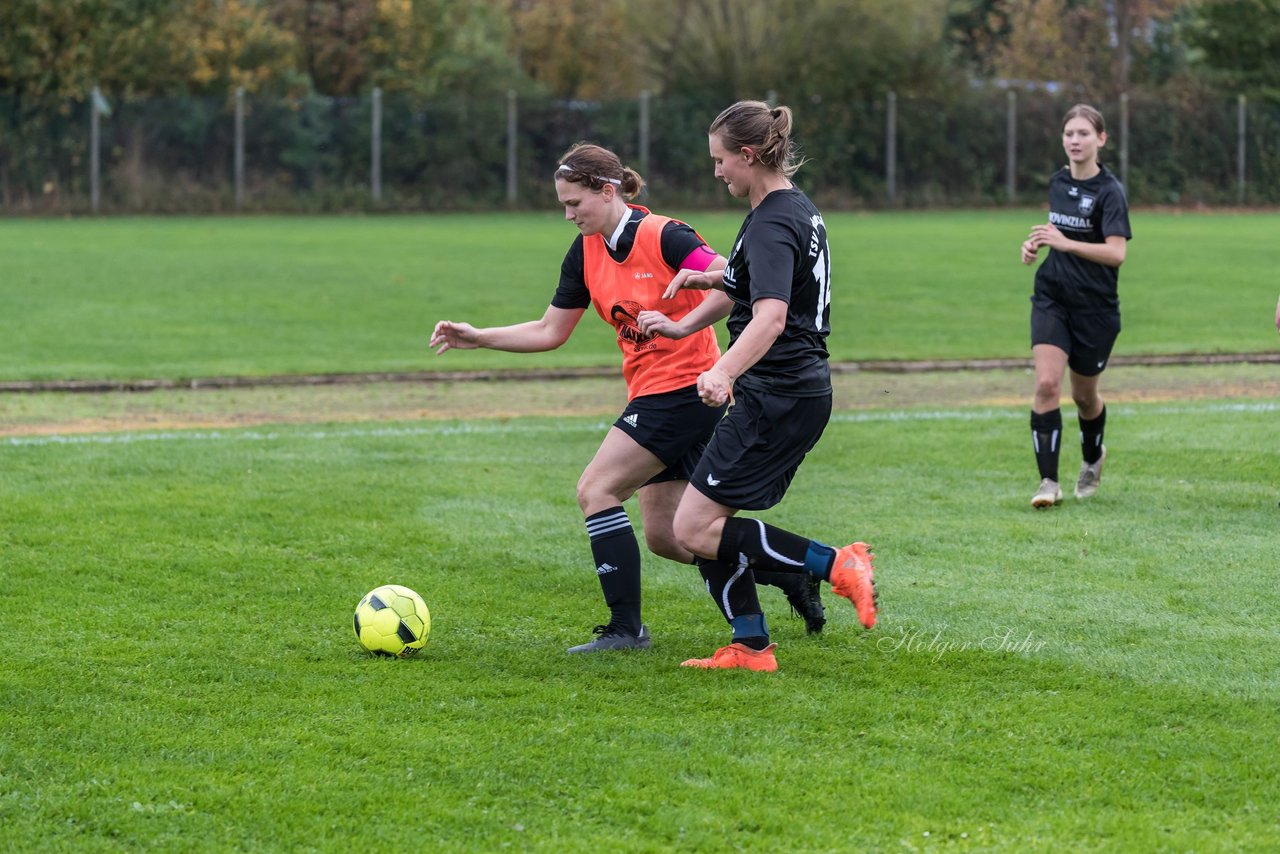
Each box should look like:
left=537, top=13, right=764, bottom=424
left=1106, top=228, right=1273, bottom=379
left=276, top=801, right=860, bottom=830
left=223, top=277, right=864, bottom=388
left=722, top=554, right=749, bottom=620
left=752, top=519, right=803, bottom=567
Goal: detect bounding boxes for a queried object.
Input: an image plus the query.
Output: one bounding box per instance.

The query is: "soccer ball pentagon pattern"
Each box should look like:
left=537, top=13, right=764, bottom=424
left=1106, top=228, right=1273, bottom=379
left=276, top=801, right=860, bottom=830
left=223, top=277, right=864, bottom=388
left=353, top=584, right=431, bottom=657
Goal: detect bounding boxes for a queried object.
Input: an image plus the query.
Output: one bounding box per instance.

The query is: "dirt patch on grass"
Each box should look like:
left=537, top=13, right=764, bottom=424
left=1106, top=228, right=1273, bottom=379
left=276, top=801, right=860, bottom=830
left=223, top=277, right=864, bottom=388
left=0, top=377, right=626, bottom=438
left=3, top=362, right=1278, bottom=438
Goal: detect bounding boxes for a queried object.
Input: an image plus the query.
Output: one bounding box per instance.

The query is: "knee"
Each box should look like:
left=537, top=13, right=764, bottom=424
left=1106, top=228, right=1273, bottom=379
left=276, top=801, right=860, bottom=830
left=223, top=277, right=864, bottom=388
left=644, top=529, right=685, bottom=563
left=575, top=473, right=606, bottom=514
left=674, top=514, right=718, bottom=559
left=1072, top=389, right=1100, bottom=412
left=672, top=514, right=700, bottom=556
left=1034, top=376, right=1061, bottom=404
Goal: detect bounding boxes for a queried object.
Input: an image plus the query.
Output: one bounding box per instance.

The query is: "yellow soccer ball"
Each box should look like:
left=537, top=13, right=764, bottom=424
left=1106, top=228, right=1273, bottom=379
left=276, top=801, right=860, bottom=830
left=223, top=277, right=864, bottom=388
left=353, top=584, right=431, bottom=657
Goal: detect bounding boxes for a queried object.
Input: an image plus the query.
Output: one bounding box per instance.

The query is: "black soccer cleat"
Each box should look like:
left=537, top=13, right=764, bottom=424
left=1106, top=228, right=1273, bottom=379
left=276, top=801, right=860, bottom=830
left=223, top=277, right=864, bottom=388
left=757, top=570, right=826, bottom=635
left=567, top=623, right=653, bottom=653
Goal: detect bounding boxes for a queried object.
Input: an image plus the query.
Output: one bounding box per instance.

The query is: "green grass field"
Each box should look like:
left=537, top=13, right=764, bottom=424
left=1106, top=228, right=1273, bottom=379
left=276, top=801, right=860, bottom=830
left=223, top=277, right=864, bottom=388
left=2, top=213, right=1279, bottom=850
left=3, top=402, right=1279, bottom=850
left=2, top=211, right=1278, bottom=381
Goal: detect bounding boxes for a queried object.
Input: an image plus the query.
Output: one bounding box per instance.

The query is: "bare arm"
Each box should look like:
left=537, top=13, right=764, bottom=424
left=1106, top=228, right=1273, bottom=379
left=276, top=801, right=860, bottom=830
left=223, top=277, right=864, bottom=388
left=635, top=255, right=731, bottom=339
left=695, top=298, right=788, bottom=406
left=636, top=290, right=733, bottom=340
left=430, top=305, right=585, bottom=354
left=662, top=266, right=725, bottom=298
left=1024, top=225, right=1127, bottom=267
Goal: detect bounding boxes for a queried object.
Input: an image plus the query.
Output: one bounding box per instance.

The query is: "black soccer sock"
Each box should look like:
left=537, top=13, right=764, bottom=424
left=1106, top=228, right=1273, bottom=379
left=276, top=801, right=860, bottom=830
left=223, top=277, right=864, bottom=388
left=752, top=569, right=803, bottom=594
left=1079, top=406, right=1106, bottom=465
left=1031, top=408, right=1062, bottom=482
left=717, top=517, right=810, bottom=574
left=696, top=557, right=767, bottom=648
left=585, top=506, right=642, bottom=636
left=696, top=558, right=735, bottom=624
left=757, top=544, right=839, bottom=584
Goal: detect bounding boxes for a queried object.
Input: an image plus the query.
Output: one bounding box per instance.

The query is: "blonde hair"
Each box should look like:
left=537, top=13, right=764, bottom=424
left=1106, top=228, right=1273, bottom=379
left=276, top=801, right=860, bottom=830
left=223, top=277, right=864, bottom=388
left=555, top=143, right=645, bottom=199
left=709, top=100, right=804, bottom=178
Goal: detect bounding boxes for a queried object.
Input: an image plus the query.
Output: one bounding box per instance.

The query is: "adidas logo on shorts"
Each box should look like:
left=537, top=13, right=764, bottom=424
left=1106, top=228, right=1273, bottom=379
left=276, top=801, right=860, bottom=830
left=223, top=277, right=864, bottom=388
left=622, top=413, right=639, bottom=427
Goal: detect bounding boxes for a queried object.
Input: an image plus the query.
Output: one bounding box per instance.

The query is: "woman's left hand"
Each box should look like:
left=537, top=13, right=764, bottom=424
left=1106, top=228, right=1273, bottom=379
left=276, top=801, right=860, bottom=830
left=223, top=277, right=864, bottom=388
left=1028, top=223, right=1069, bottom=252
left=637, top=310, right=684, bottom=339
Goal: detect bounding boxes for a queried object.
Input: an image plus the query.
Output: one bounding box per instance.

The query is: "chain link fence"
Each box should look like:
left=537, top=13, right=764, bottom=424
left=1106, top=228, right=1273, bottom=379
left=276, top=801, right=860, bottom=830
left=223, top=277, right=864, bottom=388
left=2, top=88, right=1276, bottom=214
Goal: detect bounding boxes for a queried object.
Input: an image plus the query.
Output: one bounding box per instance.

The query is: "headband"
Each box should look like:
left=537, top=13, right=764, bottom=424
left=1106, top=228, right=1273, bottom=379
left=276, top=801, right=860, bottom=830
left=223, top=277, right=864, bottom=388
left=556, top=164, right=622, bottom=186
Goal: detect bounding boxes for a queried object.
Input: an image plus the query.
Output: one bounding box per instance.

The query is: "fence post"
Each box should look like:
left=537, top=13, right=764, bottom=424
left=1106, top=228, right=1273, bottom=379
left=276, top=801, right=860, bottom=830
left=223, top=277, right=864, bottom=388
left=638, top=90, right=651, bottom=179
left=234, top=87, right=245, bottom=211
left=885, top=91, right=897, bottom=207
left=1006, top=90, right=1017, bottom=204
left=90, top=86, right=102, bottom=213
left=1237, top=93, right=1247, bottom=205
left=506, top=90, right=518, bottom=207
left=1119, top=92, right=1129, bottom=190
left=371, top=87, right=382, bottom=204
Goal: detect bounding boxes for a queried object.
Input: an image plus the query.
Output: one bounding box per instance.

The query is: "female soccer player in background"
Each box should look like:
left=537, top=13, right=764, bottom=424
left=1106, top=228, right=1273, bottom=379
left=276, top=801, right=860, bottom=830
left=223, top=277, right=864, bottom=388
left=638, top=101, right=877, bottom=672
left=1020, top=103, right=1132, bottom=509
left=429, top=143, right=825, bottom=654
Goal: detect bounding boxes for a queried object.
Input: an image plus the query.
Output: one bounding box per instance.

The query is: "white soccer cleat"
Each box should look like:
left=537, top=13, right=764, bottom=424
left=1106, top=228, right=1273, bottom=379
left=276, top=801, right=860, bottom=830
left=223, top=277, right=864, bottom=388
left=1075, top=445, right=1106, bottom=499
left=1031, top=478, right=1062, bottom=509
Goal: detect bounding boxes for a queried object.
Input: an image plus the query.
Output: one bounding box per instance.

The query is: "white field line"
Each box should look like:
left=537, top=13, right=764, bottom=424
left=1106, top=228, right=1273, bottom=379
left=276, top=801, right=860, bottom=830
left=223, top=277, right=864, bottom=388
left=4, top=400, right=1278, bottom=450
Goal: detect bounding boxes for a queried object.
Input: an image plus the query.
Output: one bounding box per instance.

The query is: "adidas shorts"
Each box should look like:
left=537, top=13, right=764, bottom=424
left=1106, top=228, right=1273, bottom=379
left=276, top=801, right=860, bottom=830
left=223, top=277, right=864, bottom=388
left=690, top=377, right=832, bottom=511
left=1031, top=295, right=1121, bottom=377
left=614, top=384, right=728, bottom=485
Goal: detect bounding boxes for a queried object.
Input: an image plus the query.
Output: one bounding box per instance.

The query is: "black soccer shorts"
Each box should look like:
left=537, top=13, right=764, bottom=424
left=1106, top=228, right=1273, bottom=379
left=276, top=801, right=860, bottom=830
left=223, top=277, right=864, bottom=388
left=690, top=378, right=833, bottom=511
left=1030, top=295, right=1121, bottom=377
left=614, top=384, right=728, bottom=485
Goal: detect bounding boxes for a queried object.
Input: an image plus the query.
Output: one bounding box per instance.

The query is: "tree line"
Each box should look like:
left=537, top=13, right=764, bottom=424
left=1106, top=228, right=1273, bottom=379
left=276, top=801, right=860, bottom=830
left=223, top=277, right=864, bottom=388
left=2, top=0, right=1277, bottom=106
left=3, top=0, right=1278, bottom=211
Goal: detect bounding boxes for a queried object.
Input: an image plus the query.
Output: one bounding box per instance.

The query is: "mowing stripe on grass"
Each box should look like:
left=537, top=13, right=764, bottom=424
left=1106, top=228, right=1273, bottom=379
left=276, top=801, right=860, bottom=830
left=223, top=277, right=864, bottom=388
left=1, top=422, right=609, bottom=448
left=831, top=400, right=1280, bottom=423
left=4, top=400, right=1277, bottom=449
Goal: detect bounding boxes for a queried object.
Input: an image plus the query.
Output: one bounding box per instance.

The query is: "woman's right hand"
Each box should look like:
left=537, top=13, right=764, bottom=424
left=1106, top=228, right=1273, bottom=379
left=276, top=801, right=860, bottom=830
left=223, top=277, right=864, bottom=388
left=1021, top=237, right=1041, bottom=265
left=663, top=268, right=725, bottom=299
left=696, top=366, right=733, bottom=407
left=430, top=320, right=481, bottom=354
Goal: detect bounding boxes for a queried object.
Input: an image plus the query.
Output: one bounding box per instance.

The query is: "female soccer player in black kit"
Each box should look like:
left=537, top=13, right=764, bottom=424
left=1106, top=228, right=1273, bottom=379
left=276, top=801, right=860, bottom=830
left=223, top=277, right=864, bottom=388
left=638, top=101, right=877, bottom=672
left=1021, top=104, right=1132, bottom=509
left=431, top=143, right=825, bottom=655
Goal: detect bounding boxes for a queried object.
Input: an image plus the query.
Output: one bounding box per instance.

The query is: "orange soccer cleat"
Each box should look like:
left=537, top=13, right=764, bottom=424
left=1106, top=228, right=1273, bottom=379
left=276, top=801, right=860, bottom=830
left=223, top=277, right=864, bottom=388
left=829, top=542, right=878, bottom=629
left=681, top=642, right=778, bottom=672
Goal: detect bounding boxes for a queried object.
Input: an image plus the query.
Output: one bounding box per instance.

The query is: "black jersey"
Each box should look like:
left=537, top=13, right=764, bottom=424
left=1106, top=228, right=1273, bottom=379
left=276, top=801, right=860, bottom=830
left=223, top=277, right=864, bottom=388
left=1034, top=164, right=1132, bottom=312
left=552, top=209, right=710, bottom=309
left=721, top=188, right=831, bottom=397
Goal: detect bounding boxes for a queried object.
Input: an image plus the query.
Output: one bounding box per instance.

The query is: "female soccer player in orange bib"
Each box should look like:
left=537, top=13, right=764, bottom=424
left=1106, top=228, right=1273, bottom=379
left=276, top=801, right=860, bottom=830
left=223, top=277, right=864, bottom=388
left=430, top=143, right=825, bottom=652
